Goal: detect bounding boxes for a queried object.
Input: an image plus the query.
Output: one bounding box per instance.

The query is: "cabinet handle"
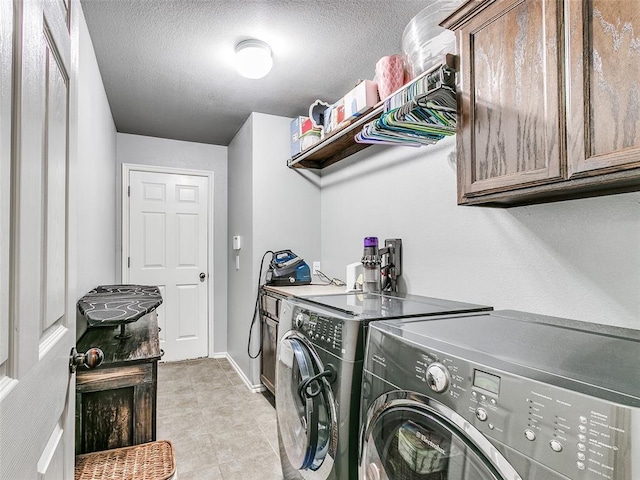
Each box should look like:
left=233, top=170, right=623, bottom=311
left=69, top=347, right=104, bottom=373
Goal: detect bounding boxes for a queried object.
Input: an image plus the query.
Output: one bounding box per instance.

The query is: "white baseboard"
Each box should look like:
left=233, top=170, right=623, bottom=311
left=214, top=352, right=266, bottom=394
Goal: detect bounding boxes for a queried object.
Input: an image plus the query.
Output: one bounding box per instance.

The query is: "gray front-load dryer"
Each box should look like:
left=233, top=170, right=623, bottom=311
left=275, top=292, right=491, bottom=480
left=359, top=310, right=640, bottom=480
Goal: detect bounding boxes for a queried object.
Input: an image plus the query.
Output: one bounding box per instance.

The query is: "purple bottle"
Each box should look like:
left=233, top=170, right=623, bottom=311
left=361, top=237, right=381, bottom=293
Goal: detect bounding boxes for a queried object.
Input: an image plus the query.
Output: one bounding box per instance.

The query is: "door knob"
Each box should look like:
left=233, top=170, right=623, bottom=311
left=69, top=347, right=104, bottom=373
left=199, top=272, right=206, bottom=282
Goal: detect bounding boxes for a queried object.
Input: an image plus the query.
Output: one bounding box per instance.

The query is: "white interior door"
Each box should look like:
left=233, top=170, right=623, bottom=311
left=127, top=170, right=210, bottom=362
left=0, top=0, right=77, bottom=478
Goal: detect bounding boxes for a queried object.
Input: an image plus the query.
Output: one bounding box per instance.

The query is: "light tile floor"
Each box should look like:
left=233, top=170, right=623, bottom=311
left=157, top=357, right=284, bottom=480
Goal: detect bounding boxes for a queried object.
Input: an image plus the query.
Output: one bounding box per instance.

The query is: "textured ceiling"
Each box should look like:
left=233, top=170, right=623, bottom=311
left=80, top=0, right=431, bottom=146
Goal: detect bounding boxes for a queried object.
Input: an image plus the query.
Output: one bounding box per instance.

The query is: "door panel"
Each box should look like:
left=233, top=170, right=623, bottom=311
left=0, top=0, right=12, bottom=371
left=128, top=170, right=209, bottom=361
left=37, top=423, right=65, bottom=480
left=143, top=213, right=167, bottom=267
left=43, top=29, right=69, bottom=333
left=143, top=182, right=166, bottom=201
left=177, top=284, right=199, bottom=338
left=566, top=0, right=640, bottom=176
left=456, top=0, right=564, bottom=201
left=82, top=388, right=134, bottom=452
left=177, top=214, right=198, bottom=266
left=0, top=0, right=76, bottom=478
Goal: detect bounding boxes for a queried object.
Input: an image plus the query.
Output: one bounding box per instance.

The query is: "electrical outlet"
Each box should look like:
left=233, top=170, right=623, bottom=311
left=313, top=262, right=321, bottom=275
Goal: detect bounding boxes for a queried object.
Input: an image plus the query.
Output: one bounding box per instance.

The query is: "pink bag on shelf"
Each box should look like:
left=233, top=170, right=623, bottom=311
left=375, top=54, right=406, bottom=100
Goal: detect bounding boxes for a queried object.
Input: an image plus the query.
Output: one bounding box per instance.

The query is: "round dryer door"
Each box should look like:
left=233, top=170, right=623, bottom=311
left=360, top=395, right=522, bottom=480
left=276, top=334, right=336, bottom=472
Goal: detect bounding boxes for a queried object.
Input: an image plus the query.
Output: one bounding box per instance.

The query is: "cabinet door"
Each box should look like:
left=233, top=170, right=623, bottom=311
left=260, top=316, right=278, bottom=395
left=566, top=1, right=640, bottom=177
left=76, top=363, right=156, bottom=454
left=454, top=0, right=564, bottom=203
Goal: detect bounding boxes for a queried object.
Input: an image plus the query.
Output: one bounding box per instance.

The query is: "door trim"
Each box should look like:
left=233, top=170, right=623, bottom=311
left=121, top=163, right=215, bottom=357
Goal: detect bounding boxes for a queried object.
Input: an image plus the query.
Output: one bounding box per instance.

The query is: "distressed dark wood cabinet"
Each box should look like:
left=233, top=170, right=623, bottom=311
left=443, top=0, right=640, bottom=206
left=259, top=288, right=284, bottom=395
left=75, top=311, right=162, bottom=454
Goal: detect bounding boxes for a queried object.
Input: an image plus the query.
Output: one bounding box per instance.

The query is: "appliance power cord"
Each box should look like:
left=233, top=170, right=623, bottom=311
left=247, top=250, right=274, bottom=359
left=315, top=269, right=346, bottom=287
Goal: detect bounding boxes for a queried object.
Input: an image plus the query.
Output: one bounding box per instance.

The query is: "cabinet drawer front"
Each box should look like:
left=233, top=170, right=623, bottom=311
left=76, top=364, right=153, bottom=392
left=567, top=0, right=640, bottom=177
left=457, top=0, right=564, bottom=200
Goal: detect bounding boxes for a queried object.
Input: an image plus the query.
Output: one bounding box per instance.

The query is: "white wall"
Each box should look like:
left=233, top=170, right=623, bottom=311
left=76, top=6, right=117, bottom=298
left=320, top=136, right=640, bottom=330
left=252, top=113, right=322, bottom=273
left=227, top=117, right=255, bottom=381
left=227, top=113, right=321, bottom=386
left=116, top=133, right=229, bottom=352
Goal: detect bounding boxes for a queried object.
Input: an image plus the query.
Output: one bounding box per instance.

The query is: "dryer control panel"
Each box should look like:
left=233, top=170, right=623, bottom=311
left=365, top=326, right=640, bottom=480
left=292, top=307, right=350, bottom=358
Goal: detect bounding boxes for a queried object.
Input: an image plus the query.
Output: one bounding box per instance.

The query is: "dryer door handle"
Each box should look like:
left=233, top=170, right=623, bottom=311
left=298, top=364, right=336, bottom=400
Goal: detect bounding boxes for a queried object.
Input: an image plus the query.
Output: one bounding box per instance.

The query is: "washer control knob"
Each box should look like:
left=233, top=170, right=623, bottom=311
left=524, top=429, right=536, bottom=441
left=425, top=363, right=451, bottom=393
left=475, top=408, right=488, bottom=422
left=550, top=440, right=563, bottom=452
left=294, top=312, right=305, bottom=328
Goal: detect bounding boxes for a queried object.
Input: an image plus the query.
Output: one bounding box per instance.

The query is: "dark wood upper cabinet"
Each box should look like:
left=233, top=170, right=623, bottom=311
left=566, top=0, right=640, bottom=177
left=443, top=0, right=640, bottom=206
left=450, top=0, right=565, bottom=201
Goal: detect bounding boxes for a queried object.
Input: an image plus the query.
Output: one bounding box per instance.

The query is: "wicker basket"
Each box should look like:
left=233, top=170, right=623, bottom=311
left=75, top=441, right=176, bottom=480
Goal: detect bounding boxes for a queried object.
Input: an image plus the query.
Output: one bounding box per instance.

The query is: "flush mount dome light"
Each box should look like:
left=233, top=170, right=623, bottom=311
left=235, top=39, right=273, bottom=79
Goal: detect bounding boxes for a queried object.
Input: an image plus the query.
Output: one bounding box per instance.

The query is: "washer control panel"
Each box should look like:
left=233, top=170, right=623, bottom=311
left=365, top=330, right=639, bottom=480
left=293, top=307, right=344, bottom=356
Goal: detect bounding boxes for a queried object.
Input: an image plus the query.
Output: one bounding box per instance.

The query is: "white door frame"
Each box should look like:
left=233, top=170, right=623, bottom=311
left=121, top=163, right=215, bottom=357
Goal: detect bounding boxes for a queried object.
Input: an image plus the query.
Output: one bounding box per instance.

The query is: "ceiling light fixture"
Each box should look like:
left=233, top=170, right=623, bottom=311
left=235, top=39, right=273, bottom=79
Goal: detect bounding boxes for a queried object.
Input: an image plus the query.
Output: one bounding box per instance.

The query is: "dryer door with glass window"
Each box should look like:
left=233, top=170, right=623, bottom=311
left=276, top=332, right=337, bottom=473
left=360, top=394, right=522, bottom=480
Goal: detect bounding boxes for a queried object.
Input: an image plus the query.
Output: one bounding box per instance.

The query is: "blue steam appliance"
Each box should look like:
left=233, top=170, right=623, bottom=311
left=265, top=250, right=311, bottom=286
